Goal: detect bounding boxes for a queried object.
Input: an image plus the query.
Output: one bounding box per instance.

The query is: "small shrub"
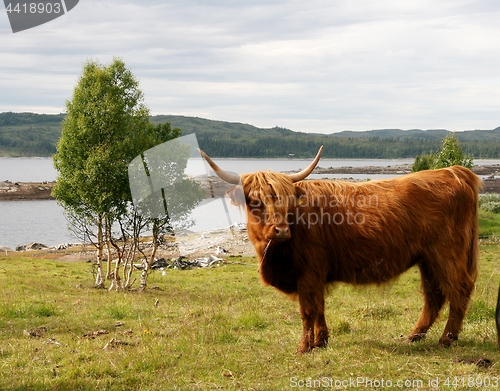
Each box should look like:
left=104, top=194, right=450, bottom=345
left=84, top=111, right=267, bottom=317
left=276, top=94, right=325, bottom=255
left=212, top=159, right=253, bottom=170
left=479, top=194, right=500, bottom=213
left=412, top=152, right=435, bottom=172
left=434, top=133, right=473, bottom=169
left=480, top=202, right=500, bottom=214
left=412, top=133, right=473, bottom=172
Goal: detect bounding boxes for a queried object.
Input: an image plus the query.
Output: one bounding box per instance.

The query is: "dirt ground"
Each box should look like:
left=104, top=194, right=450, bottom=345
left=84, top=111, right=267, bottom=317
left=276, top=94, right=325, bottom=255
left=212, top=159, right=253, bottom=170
left=146, top=226, right=256, bottom=259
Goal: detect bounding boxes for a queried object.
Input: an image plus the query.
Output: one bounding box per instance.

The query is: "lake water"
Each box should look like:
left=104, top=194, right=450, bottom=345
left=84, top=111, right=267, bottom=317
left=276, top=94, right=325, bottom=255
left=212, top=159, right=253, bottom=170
left=1, top=157, right=497, bottom=250
left=0, top=157, right=58, bottom=182
left=0, top=200, right=75, bottom=250
left=0, top=156, right=417, bottom=182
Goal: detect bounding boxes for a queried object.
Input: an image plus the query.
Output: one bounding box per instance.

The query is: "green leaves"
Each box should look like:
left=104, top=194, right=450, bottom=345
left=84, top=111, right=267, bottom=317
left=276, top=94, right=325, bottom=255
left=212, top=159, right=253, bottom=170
left=434, top=133, right=474, bottom=169
left=53, top=58, right=151, bottom=216
left=412, top=133, right=473, bottom=172
left=412, top=152, right=436, bottom=172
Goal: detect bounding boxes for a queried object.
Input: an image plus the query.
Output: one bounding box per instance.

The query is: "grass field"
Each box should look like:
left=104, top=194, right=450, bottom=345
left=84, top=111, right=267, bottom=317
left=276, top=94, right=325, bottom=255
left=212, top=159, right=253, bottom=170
left=0, top=246, right=500, bottom=390
left=479, top=209, right=500, bottom=239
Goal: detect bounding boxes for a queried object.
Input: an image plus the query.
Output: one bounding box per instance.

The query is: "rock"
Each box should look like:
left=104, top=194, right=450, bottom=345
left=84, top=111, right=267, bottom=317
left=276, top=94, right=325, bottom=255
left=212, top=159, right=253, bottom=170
left=103, top=338, right=135, bottom=349
left=26, top=242, right=47, bottom=250
left=195, top=254, right=223, bottom=267
left=54, top=243, right=69, bottom=250
left=215, top=246, right=228, bottom=255
left=23, top=326, right=47, bottom=338
left=151, top=258, right=169, bottom=269
left=53, top=243, right=79, bottom=250
left=83, top=329, right=110, bottom=339
left=16, top=242, right=48, bottom=251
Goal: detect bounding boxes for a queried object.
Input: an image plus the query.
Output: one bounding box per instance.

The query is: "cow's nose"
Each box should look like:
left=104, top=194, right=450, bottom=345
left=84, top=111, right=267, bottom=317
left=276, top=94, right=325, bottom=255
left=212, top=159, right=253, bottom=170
left=274, top=225, right=290, bottom=239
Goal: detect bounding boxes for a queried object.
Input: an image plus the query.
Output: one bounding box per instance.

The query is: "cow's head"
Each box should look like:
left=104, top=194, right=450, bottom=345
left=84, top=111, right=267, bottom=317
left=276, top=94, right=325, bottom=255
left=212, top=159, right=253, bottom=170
left=199, top=146, right=323, bottom=241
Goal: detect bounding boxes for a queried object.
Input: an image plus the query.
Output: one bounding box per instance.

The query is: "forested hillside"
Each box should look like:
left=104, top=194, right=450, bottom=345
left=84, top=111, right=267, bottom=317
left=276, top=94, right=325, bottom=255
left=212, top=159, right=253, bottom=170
left=1, top=112, right=499, bottom=158
left=0, top=112, right=65, bottom=156
left=155, top=115, right=500, bottom=158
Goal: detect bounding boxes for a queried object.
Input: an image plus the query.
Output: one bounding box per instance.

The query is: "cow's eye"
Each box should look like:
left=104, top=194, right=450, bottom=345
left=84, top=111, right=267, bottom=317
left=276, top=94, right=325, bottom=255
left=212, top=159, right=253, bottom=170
left=249, top=198, right=262, bottom=208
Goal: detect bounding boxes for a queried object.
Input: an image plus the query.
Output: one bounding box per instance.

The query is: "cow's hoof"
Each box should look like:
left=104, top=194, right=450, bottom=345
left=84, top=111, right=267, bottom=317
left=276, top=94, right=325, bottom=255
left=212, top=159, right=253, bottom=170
left=438, top=333, right=457, bottom=347
left=408, top=333, right=426, bottom=342
left=314, top=337, right=329, bottom=349
left=296, top=344, right=312, bottom=354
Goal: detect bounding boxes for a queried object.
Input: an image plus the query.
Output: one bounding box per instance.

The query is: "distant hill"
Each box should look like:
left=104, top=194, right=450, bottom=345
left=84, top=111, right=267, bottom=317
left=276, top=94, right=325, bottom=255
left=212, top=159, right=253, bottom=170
left=1, top=112, right=499, bottom=158
left=331, top=128, right=500, bottom=142
left=150, top=115, right=500, bottom=158
left=0, top=112, right=65, bottom=156
left=150, top=115, right=295, bottom=138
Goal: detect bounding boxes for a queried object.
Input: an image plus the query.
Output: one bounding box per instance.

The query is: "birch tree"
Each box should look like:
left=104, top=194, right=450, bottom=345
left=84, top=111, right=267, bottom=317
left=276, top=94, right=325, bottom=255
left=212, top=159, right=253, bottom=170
left=54, top=58, right=204, bottom=290
left=53, top=58, right=151, bottom=288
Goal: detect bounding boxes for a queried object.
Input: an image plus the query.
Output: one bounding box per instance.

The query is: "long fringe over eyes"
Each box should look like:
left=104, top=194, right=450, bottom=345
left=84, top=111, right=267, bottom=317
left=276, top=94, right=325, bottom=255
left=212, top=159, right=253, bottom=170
left=241, top=171, right=298, bottom=223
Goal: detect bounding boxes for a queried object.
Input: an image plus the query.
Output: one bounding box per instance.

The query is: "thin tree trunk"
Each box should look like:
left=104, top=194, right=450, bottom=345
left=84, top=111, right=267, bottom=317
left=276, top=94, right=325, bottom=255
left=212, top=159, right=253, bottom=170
left=123, top=238, right=135, bottom=289
left=95, top=214, right=105, bottom=289
left=105, top=218, right=113, bottom=280
left=139, top=220, right=160, bottom=290
left=109, top=237, right=122, bottom=291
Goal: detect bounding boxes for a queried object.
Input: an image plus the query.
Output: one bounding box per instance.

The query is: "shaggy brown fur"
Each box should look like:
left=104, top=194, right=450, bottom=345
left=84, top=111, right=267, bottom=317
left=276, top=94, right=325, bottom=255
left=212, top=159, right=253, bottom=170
left=227, top=165, right=481, bottom=353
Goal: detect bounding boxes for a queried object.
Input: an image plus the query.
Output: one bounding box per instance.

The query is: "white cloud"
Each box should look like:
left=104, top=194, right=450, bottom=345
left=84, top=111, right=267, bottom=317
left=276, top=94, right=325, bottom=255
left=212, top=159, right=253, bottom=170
left=1, top=0, right=500, bottom=132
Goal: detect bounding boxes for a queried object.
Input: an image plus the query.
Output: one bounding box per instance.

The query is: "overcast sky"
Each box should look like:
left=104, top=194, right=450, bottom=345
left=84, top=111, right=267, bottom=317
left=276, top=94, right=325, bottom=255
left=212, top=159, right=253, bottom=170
left=1, top=0, right=500, bottom=134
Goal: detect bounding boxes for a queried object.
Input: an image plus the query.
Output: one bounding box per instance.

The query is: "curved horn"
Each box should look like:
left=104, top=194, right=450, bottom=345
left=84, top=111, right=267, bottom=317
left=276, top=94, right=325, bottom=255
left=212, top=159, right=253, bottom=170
left=289, top=145, right=323, bottom=183
left=198, top=148, right=241, bottom=185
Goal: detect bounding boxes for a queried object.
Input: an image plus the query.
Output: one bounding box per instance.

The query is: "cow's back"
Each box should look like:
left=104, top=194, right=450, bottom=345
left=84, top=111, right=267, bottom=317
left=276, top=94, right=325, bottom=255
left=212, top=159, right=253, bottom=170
left=289, top=166, right=481, bottom=285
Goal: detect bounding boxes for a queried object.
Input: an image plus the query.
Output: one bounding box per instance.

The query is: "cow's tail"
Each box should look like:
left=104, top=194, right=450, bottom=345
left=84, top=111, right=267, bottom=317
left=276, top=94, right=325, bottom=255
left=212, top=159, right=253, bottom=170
left=468, top=218, right=479, bottom=284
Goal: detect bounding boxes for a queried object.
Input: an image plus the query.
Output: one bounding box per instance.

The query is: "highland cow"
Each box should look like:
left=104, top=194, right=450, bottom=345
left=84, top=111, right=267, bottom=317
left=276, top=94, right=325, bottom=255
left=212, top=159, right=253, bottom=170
left=200, top=147, right=481, bottom=353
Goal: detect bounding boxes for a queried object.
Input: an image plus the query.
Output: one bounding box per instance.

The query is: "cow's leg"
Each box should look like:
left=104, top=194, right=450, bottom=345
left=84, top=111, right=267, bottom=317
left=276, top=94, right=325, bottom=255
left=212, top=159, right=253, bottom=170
left=408, top=263, right=446, bottom=342
left=297, top=285, right=327, bottom=353
left=297, top=296, right=315, bottom=354
left=438, top=276, right=475, bottom=347
left=313, top=297, right=329, bottom=349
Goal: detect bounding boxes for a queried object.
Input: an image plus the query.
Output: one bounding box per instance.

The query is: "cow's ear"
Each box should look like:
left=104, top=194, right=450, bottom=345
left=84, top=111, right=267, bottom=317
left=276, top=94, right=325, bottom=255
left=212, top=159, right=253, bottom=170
left=295, top=188, right=307, bottom=206
left=226, top=186, right=246, bottom=207
left=295, top=186, right=307, bottom=205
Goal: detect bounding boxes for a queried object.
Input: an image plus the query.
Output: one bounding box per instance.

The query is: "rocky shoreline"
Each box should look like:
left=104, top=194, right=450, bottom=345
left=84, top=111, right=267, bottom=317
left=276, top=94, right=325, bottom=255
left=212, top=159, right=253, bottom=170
left=2, top=163, right=500, bottom=201
left=0, top=180, right=55, bottom=201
